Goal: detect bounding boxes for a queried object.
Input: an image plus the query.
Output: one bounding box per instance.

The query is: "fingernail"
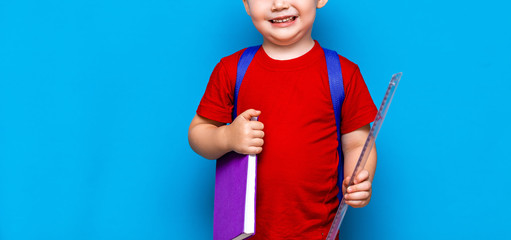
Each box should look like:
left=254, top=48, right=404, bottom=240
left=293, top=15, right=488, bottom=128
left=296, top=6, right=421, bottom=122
left=347, top=187, right=352, bottom=192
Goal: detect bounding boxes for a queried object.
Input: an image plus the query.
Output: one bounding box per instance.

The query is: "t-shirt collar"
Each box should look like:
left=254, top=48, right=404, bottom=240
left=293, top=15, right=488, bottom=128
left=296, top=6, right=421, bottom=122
left=255, top=40, right=324, bottom=71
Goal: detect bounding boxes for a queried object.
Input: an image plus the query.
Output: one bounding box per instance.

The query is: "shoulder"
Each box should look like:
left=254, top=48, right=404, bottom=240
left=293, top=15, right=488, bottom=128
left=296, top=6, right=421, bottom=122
left=215, top=45, right=262, bottom=86
left=323, top=50, right=367, bottom=96
left=320, top=45, right=360, bottom=77
left=331, top=53, right=363, bottom=87
left=207, top=47, right=256, bottom=94
left=336, top=53, right=360, bottom=75
left=214, top=47, right=253, bottom=81
left=218, top=47, right=251, bottom=70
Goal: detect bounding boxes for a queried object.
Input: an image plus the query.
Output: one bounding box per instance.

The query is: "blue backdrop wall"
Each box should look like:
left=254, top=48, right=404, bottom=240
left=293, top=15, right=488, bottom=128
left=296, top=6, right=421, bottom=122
left=1, top=0, right=510, bottom=239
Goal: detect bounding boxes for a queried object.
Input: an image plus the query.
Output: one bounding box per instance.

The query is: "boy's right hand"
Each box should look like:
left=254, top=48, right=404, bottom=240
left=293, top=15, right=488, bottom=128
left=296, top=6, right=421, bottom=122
left=225, top=109, right=264, bottom=155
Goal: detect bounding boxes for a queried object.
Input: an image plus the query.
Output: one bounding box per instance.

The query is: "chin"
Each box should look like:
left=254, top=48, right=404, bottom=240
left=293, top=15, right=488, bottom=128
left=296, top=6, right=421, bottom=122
left=266, top=34, right=303, bottom=46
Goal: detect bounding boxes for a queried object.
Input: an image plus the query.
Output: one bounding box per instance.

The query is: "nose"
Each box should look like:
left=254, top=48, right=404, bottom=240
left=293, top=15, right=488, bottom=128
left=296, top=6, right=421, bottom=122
left=271, top=0, right=289, bottom=11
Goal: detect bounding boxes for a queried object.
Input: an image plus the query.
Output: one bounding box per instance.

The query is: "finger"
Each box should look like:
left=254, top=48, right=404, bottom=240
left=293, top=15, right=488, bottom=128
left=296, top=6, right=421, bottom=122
left=341, top=179, right=347, bottom=195
left=342, top=176, right=351, bottom=195
left=355, top=170, right=369, bottom=184
left=250, top=138, right=264, bottom=147
left=344, top=191, right=371, bottom=201
left=240, top=109, right=261, bottom=121
left=347, top=181, right=372, bottom=193
left=343, top=176, right=352, bottom=187
left=345, top=200, right=367, bottom=208
left=252, top=130, right=265, bottom=139
left=249, top=121, right=264, bottom=130
left=247, top=146, right=263, bottom=155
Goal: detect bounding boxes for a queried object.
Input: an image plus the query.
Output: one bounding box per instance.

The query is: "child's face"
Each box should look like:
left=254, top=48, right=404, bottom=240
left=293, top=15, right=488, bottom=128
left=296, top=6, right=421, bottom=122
left=243, top=0, right=327, bottom=46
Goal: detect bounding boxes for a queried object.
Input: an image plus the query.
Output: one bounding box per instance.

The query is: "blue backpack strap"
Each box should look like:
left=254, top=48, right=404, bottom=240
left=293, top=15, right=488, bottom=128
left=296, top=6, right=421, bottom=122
left=233, top=45, right=261, bottom=120
left=323, top=48, right=346, bottom=201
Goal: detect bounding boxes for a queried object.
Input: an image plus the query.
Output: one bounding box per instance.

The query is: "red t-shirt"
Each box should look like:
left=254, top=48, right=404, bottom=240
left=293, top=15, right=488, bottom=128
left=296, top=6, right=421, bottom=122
left=197, top=41, right=377, bottom=239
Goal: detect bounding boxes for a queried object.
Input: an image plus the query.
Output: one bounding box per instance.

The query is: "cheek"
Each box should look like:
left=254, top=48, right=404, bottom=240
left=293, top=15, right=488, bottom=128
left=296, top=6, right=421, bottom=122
left=250, top=18, right=270, bottom=37
left=248, top=3, right=268, bottom=20
left=300, top=8, right=316, bottom=27
left=249, top=8, right=269, bottom=31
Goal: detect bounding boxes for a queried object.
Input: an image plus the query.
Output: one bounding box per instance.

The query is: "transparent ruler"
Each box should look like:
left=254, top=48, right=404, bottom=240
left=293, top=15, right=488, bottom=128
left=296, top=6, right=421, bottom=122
left=325, top=72, right=402, bottom=240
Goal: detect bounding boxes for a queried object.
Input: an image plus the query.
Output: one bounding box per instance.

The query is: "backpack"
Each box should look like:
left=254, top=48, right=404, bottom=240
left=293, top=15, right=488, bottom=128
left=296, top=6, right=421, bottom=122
left=232, top=45, right=346, bottom=201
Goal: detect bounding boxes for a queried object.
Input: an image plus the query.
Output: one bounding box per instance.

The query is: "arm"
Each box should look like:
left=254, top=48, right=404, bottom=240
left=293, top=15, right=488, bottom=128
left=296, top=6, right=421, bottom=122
left=188, top=114, right=230, bottom=160
left=340, top=124, right=377, bottom=208
left=188, top=109, right=265, bottom=160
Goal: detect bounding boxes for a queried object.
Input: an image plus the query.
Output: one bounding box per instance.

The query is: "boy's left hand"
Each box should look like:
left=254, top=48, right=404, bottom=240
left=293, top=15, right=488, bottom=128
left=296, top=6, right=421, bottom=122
left=342, top=169, right=372, bottom=208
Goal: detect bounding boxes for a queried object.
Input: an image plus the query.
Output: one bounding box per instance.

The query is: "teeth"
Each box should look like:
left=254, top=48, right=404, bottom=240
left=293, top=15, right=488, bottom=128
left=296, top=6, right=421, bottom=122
left=272, top=16, right=294, bottom=23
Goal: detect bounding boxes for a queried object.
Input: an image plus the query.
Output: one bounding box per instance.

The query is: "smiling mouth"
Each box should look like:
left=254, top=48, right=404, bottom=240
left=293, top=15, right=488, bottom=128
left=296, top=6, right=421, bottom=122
left=270, top=16, right=297, bottom=23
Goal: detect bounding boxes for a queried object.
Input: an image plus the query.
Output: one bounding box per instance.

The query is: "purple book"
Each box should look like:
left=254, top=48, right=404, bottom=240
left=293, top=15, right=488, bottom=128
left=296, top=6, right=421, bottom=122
left=213, top=151, right=257, bottom=240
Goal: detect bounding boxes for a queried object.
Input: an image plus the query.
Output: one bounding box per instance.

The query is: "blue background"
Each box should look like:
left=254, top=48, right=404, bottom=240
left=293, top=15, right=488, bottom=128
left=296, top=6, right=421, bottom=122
left=1, top=0, right=510, bottom=239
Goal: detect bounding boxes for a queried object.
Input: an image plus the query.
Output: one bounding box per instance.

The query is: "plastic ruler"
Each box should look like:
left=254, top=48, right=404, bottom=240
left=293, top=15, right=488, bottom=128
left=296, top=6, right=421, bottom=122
left=325, top=72, right=402, bottom=240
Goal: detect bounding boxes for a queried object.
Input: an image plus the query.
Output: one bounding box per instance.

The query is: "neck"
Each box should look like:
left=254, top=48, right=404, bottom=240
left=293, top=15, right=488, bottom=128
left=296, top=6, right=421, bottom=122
left=262, top=35, right=315, bottom=60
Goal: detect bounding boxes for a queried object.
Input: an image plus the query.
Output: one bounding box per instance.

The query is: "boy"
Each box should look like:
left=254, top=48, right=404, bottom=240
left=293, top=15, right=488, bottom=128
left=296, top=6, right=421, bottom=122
left=188, top=0, right=377, bottom=239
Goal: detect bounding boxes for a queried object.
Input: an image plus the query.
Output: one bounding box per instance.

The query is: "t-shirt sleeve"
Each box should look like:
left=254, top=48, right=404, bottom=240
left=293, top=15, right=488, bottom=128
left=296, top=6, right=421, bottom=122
left=340, top=65, right=378, bottom=134
left=196, top=60, right=235, bottom=124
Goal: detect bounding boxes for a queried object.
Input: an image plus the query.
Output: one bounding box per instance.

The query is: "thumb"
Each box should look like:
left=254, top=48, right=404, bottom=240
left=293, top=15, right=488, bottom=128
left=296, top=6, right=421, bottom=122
left=239, top=109, right=261, bottom=120
left=344, top=176, right=351, bottom=186
left=342, top=176, right=350, bottom=194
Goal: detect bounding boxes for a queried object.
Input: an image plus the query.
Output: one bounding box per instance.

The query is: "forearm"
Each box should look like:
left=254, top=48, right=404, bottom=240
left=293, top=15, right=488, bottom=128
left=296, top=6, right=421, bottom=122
left=341, top=124, right=377, bottom=183
left=188, top=118, right=231, bottom=160
left=343, top=145, right=377, bottom=183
